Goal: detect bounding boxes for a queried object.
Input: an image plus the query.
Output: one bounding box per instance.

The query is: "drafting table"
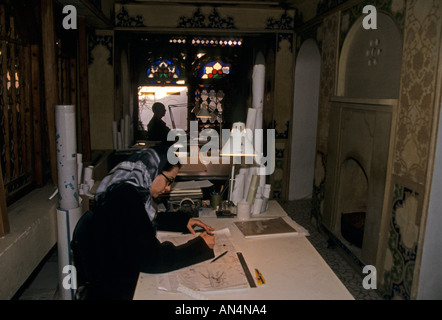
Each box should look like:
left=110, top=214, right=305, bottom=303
left=133, top=200, right=354, bottom=300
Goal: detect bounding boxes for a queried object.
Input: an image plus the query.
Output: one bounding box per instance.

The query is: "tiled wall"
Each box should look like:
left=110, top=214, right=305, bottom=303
left=381, top=0, right=442, bottom=300
left=303, top=0, right=442, bottom=299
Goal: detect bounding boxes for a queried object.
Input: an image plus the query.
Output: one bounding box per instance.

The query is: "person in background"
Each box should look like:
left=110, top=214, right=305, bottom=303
left=83, top=145, right=215, bottom=299
left=146, top=102, right=171, bottom=142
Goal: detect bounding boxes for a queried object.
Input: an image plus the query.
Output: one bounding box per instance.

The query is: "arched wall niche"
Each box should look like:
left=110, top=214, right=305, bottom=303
left=337, top=157, right=368, bottom=216
left=337, top=13, right=402, bottom=99
left=289, top=38, right=321, bottom=200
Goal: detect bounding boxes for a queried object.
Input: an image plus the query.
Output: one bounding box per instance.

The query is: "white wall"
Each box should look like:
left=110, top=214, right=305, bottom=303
left=289, top=39, right=321, bottom=200
left=337, top=13, right=402, bottom=99
left=89, top=30, right=115, bottom=150
left=0, top=186, right=58, bottom=299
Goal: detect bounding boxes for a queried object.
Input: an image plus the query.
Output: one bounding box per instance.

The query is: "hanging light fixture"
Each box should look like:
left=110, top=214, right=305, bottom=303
left=196, top=102, right=212, bottom=119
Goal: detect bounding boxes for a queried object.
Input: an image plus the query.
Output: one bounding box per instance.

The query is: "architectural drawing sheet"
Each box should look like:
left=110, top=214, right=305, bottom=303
left=156, top=230, right=249, bottom=293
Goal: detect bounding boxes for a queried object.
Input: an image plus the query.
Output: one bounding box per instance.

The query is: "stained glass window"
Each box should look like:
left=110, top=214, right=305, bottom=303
left=193, top=87, right=224, bottom=124
left=146, top=57, right=186, bottom=84
left=191, top=37, right=242, bottom=47
left=197, top=60, right=231, bottom=79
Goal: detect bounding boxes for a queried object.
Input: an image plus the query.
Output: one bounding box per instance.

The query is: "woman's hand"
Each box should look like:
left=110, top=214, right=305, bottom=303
left=200, top=232, right=215, bottom=249
left=187, top=218, right=215, bottom=235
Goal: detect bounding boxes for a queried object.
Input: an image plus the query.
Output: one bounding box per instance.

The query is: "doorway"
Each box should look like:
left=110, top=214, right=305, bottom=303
left=138, top=86, right=189, bottom=132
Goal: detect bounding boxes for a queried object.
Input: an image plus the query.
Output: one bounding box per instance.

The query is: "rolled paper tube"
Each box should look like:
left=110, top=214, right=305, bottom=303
left=259, top=173, right=266, bottom=191
left=245, top=108, right=257, bottom=144
left=261, top=197, right=269, bottom=213
left=256, top=186, right=262, bottom=199
left=81, top=183, right=90, bottom=195
left=243, top=167, right=256, bottom=199
left=246, top=108, right=257, bottom=131
left=252, top=52, right=265, bottom=110
left=254, top=128, right=264, bottom=160
left=77, top=155, right=83, bottom=185
left=263, top=184, right=271, bottom=198
left=83, top=166, right=94, bottom=182
left=55, top=105, right=79, bottom=210
left=77, top=164, right=83, bottom=186
left=56, top=206, right=82, bottom=300
left=237, top=201, right=251, bottom=220
left=246, top=174, right=259, bottom=204
left=252, top=198, right=263, bottom=215
left=254, top=107, right=263, bottom=130
left=231, top=173, right=245, bottom=205
left=86, top=179, right=95, bottom=190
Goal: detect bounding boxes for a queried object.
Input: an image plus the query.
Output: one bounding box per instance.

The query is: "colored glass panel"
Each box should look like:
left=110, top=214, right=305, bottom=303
left=146, top=57, right=186, bottom=84
left=198, top=60, right=231, bottom=79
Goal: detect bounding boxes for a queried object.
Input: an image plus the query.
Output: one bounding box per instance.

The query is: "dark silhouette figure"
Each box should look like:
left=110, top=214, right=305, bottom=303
left=146, top=102, right=170, bottom=142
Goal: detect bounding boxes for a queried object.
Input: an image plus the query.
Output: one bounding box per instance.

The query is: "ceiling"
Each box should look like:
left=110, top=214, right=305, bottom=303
left=56, top=0, right=309, bottom=28
left=121, top=0, right=305, bottom=10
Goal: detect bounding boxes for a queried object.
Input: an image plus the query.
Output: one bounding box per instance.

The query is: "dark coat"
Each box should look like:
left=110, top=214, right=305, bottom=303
left=81, top=182, right=213, bottom=299
left=146, top=116, right=170, bottom=142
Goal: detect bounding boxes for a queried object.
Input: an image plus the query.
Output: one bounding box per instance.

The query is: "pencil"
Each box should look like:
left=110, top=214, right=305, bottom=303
left=210, top=250, right=228, bottom=263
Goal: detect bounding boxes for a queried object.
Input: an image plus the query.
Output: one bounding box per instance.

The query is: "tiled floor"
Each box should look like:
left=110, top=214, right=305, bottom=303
left=15, top=247, right=60, bottom=300
left=15, top=199, right=383, bottom=300
left=279, top=199, right=383, bottom=300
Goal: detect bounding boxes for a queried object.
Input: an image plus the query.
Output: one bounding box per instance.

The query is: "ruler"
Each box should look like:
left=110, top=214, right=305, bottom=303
left=237, top=252, right=257, bottom=288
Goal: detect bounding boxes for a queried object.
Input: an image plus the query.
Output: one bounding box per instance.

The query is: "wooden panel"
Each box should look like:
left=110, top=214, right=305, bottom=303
left=31, top=45, right=43, bottom=186
left=41, top=0, right=58, bottom=186
left=21, top=46, right=33, bottom=180
left=8, top=17, right=20, bottom=181
left=78, top=16, right=91, bottom=162
left=0, top=6, right=11, bottom=183
left=69, top=57, right=77, bottom=106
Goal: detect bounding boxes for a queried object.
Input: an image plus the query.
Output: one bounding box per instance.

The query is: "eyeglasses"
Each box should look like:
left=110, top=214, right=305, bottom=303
left=160, top=172, right=175, bottom=186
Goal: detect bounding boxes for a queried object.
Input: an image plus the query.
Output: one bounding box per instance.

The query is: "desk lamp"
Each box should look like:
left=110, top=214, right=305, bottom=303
left=168, top=103, right=188, bottom=129
left=220, top=122, right=256, bottom=202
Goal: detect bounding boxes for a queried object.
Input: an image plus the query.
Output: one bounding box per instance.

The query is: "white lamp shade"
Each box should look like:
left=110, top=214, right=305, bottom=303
left=221, top=122, right=256, bottom=157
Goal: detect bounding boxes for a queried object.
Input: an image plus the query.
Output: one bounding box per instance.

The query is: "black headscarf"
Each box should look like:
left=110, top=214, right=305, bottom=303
left=95, top=145, right=170, bottom=220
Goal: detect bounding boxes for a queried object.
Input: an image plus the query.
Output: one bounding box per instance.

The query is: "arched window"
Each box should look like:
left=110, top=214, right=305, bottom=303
left=197, top=60, right=231, bottom=79
left=146, top=57, right=186, bottom=84
left=193, top=55, right=233, bottom=80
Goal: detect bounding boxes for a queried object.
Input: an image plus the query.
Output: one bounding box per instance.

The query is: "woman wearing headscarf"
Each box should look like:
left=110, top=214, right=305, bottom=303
left=85, top=145, right=215, bottom=299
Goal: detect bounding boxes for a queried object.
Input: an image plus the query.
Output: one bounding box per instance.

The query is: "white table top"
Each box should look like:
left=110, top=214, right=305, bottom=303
left=133, top=201, right=354, bottom=300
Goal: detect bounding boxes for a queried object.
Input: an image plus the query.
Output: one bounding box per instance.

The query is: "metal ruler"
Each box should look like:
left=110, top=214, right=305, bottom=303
left=237, top=252, right=257, bottom=288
